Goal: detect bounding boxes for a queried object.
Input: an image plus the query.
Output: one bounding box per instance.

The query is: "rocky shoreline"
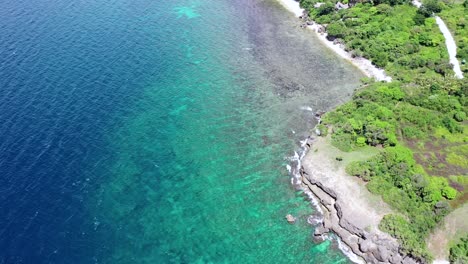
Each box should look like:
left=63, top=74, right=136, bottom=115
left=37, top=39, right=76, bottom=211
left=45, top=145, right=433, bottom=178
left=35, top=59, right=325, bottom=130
left=295, top=133, right=420, bottom=264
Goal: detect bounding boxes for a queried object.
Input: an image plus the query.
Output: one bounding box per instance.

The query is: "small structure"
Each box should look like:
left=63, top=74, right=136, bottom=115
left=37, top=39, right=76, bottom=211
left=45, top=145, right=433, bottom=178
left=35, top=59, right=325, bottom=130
left=335, top=2, right=349, bottom=10
left=314, top=2, right=325, bottom=8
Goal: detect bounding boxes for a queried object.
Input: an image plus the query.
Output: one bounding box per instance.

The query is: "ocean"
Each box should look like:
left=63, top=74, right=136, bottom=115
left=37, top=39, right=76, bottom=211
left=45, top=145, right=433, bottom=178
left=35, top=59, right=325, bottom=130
left=0, top=0, right=363, bottom=263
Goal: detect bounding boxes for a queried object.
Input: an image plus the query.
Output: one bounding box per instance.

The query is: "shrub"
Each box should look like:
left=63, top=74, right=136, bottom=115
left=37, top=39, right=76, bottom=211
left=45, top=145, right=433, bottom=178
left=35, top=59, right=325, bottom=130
left=317, top=3, right=335, bottom=16
left=423, top=0, right=442, bottom=14
left=371, top=51, right=389, bottom=68
left=449, top=236, right=468, bottom=264
left=315, top=14, right=332, bottom=24
left=454, top=111, right=466, bottom=122
left=356, top=136, right=367, bottom=147
left=346, top=161, right=372, bottom=181
left=327, top=21, right=348, bottom=40
left=442, top=116, right=463, bottom=133
left=414, top=12, right=427, bottom=25
left=376, top=4, right=392, bottom=15
left=379, top=214, right=431, bottom=260
left=442, top=186, right=457, bottom=200
left=299, top=0, right=318, bottom=10
left=418, top=6, right=433, bottom=18
left=316, top=124, right=328, bottom=137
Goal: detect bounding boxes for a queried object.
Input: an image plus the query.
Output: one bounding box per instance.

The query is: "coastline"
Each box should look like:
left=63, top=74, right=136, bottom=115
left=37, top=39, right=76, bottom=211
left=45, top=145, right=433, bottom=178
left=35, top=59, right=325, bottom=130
left=276, top=0, right=392, bottom=82
left=296, top=134, right=419, bottom=264
left=278, top=1, right=465, bottom=263
left=276, top=0, right=408, bottom=262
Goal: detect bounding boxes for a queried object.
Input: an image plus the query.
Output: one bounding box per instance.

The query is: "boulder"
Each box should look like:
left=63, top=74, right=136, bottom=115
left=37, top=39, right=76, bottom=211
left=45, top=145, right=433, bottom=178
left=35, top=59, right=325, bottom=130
left=333, top=38, right=344, bottom=45
left=359, top=239, right=375, bottom=253
left=390, top=253, right=403, bottom=264
left=402, top=256, right=418, bottom=264
left=314, top=225, right=329, bottom=236
left=315, top=128, right=321, bottom=136
left=375, top=245, right=390, bottom=262
left=307, top=215, right=322, bottom=226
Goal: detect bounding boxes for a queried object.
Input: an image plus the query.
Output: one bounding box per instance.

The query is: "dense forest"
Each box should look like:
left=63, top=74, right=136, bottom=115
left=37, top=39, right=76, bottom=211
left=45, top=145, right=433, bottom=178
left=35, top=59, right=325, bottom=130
left=299, top=0, right=467, bottom=262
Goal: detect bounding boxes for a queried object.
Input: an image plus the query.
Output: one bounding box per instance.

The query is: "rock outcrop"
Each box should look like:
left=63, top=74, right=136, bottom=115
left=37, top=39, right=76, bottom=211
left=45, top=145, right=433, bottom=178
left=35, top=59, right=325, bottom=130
left=299, top=137, right=421, bottom=264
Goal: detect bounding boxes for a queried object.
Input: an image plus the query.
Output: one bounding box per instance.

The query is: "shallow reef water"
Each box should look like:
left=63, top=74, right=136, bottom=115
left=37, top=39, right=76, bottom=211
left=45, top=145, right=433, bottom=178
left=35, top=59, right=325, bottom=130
left=0, top=0, right=363, bottom=263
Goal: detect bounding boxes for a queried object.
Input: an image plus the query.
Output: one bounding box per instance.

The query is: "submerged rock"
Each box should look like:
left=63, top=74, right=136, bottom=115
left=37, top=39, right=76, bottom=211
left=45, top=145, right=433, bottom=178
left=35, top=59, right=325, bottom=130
left=285, top=214, right=296, bottom=224
left=307, top=215, right=322, bottom=225
left=314, top=224, right=329, bottom=236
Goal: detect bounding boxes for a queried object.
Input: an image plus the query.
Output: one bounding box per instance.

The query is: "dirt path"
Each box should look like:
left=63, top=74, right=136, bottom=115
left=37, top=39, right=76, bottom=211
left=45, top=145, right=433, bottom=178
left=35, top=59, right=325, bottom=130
left=427, top=203, right=468, bottom=262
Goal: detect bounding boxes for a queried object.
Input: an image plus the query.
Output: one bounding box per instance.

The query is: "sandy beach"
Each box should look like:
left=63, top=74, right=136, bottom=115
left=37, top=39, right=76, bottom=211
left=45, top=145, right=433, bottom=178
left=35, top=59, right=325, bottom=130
left=277, top=0, right=392, bottom=82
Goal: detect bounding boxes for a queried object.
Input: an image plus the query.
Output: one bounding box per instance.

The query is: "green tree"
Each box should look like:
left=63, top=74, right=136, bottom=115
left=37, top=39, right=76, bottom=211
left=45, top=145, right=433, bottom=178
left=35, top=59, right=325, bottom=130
left=317, top=3, right=335, bottom=16
left=454, top=111, right=466, bottom=122
left=327, top=22, right=348, bottom=40
left=423, top=0, right=442, bottom=14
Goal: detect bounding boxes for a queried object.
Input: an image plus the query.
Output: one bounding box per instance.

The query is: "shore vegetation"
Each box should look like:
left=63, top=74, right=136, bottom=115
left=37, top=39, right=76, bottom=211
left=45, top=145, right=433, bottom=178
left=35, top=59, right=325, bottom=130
left=449, top=236, right=468, bottom=263
left=299, top=0, right=468, bottom=261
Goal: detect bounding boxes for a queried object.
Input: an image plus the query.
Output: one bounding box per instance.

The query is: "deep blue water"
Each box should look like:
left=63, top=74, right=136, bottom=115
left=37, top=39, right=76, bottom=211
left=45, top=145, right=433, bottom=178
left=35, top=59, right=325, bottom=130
left=0, top=0, right=362, bottom=263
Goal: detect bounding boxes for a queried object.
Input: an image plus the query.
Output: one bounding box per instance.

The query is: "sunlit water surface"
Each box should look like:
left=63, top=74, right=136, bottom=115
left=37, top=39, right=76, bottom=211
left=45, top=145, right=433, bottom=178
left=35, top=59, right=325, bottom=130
left=0, top=0, right=363, bottom=263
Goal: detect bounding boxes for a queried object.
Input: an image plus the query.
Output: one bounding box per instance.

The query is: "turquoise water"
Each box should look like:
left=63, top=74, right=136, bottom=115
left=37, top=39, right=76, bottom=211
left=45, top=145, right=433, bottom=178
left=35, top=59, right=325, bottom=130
left=0, top=0, right=363, bottom=262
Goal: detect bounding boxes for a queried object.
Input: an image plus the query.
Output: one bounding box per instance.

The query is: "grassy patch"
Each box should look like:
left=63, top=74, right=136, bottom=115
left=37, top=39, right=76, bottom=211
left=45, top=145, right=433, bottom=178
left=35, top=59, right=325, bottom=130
left=434, top=126, right=468, bottom=143
left=450, top=175, right=468, bottom=186
left=446, top=145, right=468, bottom=169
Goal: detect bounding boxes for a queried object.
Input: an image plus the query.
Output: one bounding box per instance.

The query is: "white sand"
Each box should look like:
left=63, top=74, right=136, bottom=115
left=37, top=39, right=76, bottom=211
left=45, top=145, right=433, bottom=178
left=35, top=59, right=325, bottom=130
left=432, top=260, right=449, bottom=264
left=277, top=0, right=303, bottom=17
left=277, top=0, right=392, bottom=82
left=279, top=0, right=466, bottom=80
left=412, top=0, right=422, bottom=8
